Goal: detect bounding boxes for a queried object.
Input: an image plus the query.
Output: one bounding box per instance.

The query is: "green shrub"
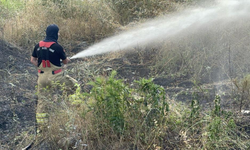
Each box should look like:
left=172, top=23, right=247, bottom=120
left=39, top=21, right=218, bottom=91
left=71, top=70, right=169, bottom=149
left=202, top=95, right=247, bottom=149
left=88, top=70, right=130, bottom=134
left=87, top=71, right=168, bottom=134
left=34, top=71, right=250, bottom=149
left=233, top=74, right=250, bottom=112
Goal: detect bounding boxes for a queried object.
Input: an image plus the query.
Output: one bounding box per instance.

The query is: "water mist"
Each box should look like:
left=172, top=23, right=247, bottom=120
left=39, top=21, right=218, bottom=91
left=70, top=0, right=250, bottom=59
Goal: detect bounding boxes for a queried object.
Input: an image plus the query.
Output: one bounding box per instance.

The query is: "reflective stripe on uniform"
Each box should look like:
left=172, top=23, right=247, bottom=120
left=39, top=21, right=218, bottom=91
left=38, top=69, right=62, bottom=74
left=36, top=118, right=48, bottom=124
left=36, top=113, right=48, bottom=124
left=36, top=113, right=48, bottom=118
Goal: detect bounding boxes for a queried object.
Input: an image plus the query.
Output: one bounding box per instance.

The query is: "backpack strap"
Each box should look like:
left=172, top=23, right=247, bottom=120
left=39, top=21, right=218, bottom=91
left=38, top=41, right=55, bottom=68
left=39, top=41, right=55, bottom=48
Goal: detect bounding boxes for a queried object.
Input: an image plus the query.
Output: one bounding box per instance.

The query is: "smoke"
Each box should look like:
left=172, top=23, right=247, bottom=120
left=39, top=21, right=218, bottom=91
left=71, top=0, right=250, bottom=59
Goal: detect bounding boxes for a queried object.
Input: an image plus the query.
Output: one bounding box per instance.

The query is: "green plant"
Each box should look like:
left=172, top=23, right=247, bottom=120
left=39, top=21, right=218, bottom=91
left=190, top=93, right=200, bottom=119
left=202, top=95, right=247, bottom=149
left=134, top=77, right=168, bottom=118
left=233, top=75, right=250, bottom=112
left=0, top=0, right=25, bottom=11
left=69, top=70, right=169, bottom=149
left=213, top=94, right=221, bottom=117
left=88, top=70, right=130, bottom=134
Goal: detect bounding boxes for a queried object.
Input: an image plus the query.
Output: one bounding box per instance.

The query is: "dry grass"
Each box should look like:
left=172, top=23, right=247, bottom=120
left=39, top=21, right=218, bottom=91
left=1, top=0, right=250, bottom=149
left=1, top=0, right=200, bottom=51
left=2, top=0, right=121, bottom=51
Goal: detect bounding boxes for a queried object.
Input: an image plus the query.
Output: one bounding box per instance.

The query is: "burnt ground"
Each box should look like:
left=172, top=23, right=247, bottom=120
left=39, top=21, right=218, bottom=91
left=0, top=39, right=249, bottom=149
left=0, top=39, right=37, bottom=149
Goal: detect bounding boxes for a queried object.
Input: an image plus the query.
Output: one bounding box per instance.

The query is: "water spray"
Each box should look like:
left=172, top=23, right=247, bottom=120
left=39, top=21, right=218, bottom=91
left=70, top=0, right=250, bottom=60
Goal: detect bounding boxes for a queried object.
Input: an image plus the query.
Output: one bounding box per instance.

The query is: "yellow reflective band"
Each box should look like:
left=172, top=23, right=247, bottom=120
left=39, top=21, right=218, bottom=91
left=36, top=119, right=45, bottom=123
left=36, top=113, right=48, bottom=118
left=36, top=118, right=48, bottom=123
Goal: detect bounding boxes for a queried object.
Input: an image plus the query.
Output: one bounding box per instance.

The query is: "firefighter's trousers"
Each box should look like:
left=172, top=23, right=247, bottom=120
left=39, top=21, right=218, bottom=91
left=36, top=63, right=78, bottom=133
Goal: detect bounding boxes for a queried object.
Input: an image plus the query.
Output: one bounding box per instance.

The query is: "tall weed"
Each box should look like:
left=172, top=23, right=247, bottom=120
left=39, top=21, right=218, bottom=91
left=233, top=74, right=250, bottom=112
left=72, top=70, right=170, bottom=149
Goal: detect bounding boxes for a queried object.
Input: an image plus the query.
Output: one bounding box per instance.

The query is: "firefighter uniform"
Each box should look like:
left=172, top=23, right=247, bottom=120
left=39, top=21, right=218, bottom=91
left=31, top=24, right=78, bottom=134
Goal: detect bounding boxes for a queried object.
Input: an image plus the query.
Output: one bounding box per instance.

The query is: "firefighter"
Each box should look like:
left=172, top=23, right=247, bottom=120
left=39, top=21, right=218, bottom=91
left=30, top=24, right=78, bottom=135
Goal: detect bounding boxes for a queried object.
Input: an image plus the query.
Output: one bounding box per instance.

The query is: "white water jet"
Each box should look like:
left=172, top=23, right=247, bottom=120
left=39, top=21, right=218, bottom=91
left=70, top=0, right=250, bottom=59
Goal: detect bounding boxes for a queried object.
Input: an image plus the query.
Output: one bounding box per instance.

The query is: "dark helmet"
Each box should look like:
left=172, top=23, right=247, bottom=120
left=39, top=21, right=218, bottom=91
left=45, top=24, right=59, bottom=42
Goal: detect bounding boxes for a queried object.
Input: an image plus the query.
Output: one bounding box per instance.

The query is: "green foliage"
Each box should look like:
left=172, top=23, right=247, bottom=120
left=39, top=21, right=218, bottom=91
left=178, top=94, right=249, bottom=149
left=131, top=78, right=169, bottom=147
left=189, top=93, right=200, bottom=119
left=15, top=70, right=249, bottom=150
left=213, top=94, right=221, bottom=117
left=0, top=0, right=25, bottom=11
left=202, top=95, right=245, bottom=149
left=233, top=74, right=250, bottom=112
left=88, top=70, right=130, bottom=134
left=0, top=0, right=25, bottom=27
left=68, top=84, right=84, bottom=105
left=84, top=70, right=168, bottom=141
left=134, top=77, right=168, bottom=116
left=43, top=71, right=250, bottom=149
